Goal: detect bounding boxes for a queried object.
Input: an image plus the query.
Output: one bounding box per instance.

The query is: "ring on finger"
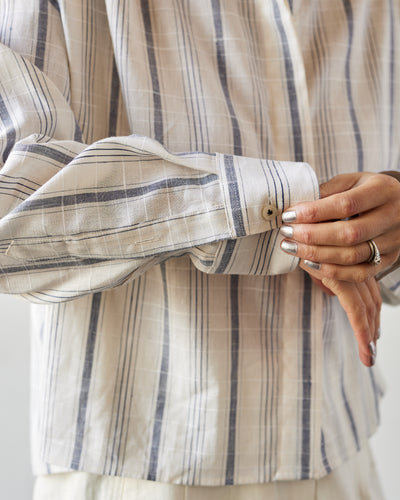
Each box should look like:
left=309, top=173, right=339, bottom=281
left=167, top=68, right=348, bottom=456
left=366, top=239, right=381, bottom=266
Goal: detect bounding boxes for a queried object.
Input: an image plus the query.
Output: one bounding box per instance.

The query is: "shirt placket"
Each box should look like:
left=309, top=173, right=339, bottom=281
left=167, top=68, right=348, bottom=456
left=258, top=0, right=324, bottom=480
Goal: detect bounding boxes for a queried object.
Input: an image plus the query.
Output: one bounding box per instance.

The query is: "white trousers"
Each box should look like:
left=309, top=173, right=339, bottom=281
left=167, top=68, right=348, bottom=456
left=33, top=445, right=384, bottom=500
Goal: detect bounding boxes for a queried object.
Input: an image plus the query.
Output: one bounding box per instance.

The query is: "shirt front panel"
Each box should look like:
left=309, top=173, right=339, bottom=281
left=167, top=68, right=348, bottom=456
left=17, top=0, right=397, bottom=485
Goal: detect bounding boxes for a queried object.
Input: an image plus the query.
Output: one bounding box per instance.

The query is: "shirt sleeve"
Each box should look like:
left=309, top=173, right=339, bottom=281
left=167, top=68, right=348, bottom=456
left=377, top=173, right=400, bottom=305
left=0, top=44, right=319, bottom=303
left=379, top=271, right=400, bottom=305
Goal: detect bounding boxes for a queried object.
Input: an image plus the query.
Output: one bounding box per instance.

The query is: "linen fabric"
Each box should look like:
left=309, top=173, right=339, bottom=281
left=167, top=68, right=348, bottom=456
left=0, top=0, right=399, bottom=486
left=33, top=445, right=385, bottom=500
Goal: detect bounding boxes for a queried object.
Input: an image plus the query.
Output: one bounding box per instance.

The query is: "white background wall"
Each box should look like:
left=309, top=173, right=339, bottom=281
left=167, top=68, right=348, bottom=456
left=0, top=296, right=399, bottom=499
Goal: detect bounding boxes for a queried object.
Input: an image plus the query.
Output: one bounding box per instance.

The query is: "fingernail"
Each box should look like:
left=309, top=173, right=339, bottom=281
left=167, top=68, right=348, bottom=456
left=280, top=225, right=294, bottom=238
left=304, top=260, right=321, bottom=270
left=282, top=211, right=297, bottom=223
left=368, top=341, right=376, bottom=357
left=281, top=240, right=298, bottom=255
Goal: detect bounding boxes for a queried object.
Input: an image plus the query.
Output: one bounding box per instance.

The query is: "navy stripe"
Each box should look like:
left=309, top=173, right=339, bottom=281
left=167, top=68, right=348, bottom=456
left=0, top=172, right=41, bottom=187
left=40, top=304, right=61, bottom=461
left=35, top=0, right=48, bottom=70
left=14, top=173, right=218, bottom=212
left=342, top=0, right=364, bottom=172
left=14, top=143, right=75, bottom=165
left=108, top=282, right=140, bottom=475
left=49, top=0, right=60, bottom=13
left=211, top=0, right=242, bottom=156
left=0, top=179, right=36, bottom=193
left=21, top=58, right=56, bottom=139
left=368, top=369, right=380, bottom=424
left=70, top=292, right=102, bottom=469
left=74, top=120, right=83, bottom=143
left=225, top=275, right=239, bottom=485
left=179, top=0, right=208, bottom=151
left=390, top=280, right=400, bottom=292
left=273, top=1, right=313, bottom=477
left=340, top=363, right=360, bottom=450
left=214, top=239, right=237, bottom=273
left=116, top=277, right=146, bottom=474
left=224, top=155, right=245, bottom=237
left=147, top=263, right=170, bottom=480
left=320, top=430, right=332, bottom=474
left=272, top=0, right=304, bottom=162
left=109, top=57, right=120, bottom=136
left=300, top=273, right=312, bottom=478
left=0, top=93, right=16, bottom=163
left=2, top=257, right=109, bottom=275
left=5, top=205, right=225, bottom=247
left=141, top=0, right=163, bottom=143
left=174, top=3, right=198, bottom=150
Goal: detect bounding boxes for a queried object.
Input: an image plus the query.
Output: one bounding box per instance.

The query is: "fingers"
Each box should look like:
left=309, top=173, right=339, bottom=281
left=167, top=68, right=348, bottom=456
left=285, top=172, right=390, bottom=368
left=282, top=228, right=399, bottom=282
left=319, top=173, right=364, bottom=199
left=281, top=239, right=371, bottom=266
left=321, top=278, right=378, bottom=367
left=366, top=278, right=382, bottom=345
left=280, top=201, right=400, bottom=282
left=283, top=173, right=400, bottom=224
left=279, top=172, right=400, bottom=285
left=280, top=205, right=399, bottom=248
left=356, top=279, right=380, bottom=363
left=298, top=251, right=399, bottom=283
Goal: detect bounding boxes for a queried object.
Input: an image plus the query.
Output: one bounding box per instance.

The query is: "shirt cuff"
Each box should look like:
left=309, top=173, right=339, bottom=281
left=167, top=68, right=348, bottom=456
left=216, top=153, right=319, bottom=237
left=190, top=153, right=319, bottom=275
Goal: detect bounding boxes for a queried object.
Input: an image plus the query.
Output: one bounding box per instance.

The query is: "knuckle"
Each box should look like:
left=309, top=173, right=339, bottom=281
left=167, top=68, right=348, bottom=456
left=324, top=266, right=338, bottom=280
left=305, top=245, right=319, bottom=262
left=383, top=174, right=399, bottom=193
left=354, top=245, right=366, bottom=265
left=342, top=248, right=359, bottom=266
left=303, top=204, right=319, bottom=222
left=353, top=268, right=368, bottom=282
left=339, top=195, right=357, bottom=217
left=302, top=228, right=313, bottom=245
left=342, top=225, right=362, bottom=246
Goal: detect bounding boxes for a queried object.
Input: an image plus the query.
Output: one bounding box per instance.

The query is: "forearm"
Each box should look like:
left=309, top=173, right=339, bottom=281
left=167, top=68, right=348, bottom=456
left=0, top=45, right=319, bottom=301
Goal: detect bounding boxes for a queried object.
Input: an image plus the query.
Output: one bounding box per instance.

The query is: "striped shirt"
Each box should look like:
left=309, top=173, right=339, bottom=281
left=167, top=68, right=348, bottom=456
left=0, top=0, right=399, bottom=486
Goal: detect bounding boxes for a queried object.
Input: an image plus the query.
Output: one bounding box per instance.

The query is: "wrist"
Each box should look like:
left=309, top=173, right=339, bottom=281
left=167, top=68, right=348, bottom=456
left=380, top=170, right=400, bottom=183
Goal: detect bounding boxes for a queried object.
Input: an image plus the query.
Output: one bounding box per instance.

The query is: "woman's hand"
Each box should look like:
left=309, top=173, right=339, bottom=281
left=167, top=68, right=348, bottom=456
left=278, top=172, right=397, bottom=367
left=279, top=172, right=400, bottom=282
left=312, top=276, right=381, bottom=367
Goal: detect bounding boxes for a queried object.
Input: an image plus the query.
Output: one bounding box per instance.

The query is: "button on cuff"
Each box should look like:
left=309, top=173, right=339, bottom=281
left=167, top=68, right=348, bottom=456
left=262, top=204, right=279, bottom=220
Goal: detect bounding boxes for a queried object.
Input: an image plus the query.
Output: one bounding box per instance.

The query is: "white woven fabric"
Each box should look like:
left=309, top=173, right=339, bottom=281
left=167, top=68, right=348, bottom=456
left=0, top=0, right=398, bottom=486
